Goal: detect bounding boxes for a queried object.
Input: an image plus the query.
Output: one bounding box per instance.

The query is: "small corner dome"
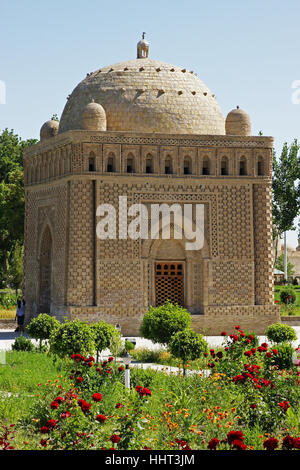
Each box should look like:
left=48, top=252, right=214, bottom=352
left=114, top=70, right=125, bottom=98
left=40, top=119, right=59, bottom=141
left=225, top=106, right=251, bottom=136
left=81, top=100, right=107, bottom=131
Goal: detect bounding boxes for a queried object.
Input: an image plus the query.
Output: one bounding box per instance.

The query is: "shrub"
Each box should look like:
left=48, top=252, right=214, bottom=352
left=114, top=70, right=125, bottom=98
left=49, top=320, right=95, bottom=358
left=27, top=314, right=60, bottom=351
left=11, top=336, right=34, bottom=352
left=280, top=288, right=296, bottom=305
left=131, top=347, right=163, bottom=363
left=265, top=323, right=297, bottom=344
left=140, top=301, right=191, bottom=345
left=90, top=322, right=118, bottom=362
left=168, top=328, right=207, bottom=374
left=273, top=343, right=294, bottom=369
left=124, top=339, right=136, bottom=352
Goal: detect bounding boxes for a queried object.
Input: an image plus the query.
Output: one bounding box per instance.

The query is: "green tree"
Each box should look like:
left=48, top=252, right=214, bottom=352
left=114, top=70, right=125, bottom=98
left=90, top=321, right=118, bottom=362
left=272, top=140, right=300, bottom=266
left=140, top=301, right=191, bottom=346
left=275, top=253, right=295, bottom=276
left=27, top=314, right=60, bottom=352
left=0, top=129, right=36, bottom=284
left=6, top=241, right=23, bottom=295
left=168, top=328, right=207, bottom=375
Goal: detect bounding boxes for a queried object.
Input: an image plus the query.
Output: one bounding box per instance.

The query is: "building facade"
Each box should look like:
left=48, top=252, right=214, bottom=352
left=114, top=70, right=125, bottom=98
left=23, top=37, right=280, bottom=334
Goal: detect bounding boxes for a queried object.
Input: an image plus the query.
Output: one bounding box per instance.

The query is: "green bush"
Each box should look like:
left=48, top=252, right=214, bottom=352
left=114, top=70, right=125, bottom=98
left=272, top=343, right=294, bottom=369
left=11, top=336, right=34, bottom=352
left=140, top=301, right=191, bottom=345
left=265, top=322, right=297, bottom=344
left=168, top=328, right=207, bottom=374
left=131, top=347, right=163, bottom=363
left=124, top=339, right=136, bottom=352
left=27, top=314, right=60, bottom=351
left=0, top=292, right=18, bottom=309
left=280, top=288, right=296, bottom=305
left=89, top=321, right=118, bottom=361
left=49, top=320, right=95, bottom=358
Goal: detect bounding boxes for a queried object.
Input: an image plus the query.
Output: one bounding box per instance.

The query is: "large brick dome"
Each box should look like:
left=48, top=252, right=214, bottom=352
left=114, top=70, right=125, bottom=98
left=59, top=58, right=225, bottom=135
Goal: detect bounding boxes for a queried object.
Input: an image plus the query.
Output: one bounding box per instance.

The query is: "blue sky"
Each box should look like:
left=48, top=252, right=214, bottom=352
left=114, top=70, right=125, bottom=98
left=0, top=0, right=299, bottom=246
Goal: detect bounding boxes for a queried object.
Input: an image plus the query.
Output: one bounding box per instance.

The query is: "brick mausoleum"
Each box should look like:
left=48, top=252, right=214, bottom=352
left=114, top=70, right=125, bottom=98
left=23, top=36, right=280, bottom=334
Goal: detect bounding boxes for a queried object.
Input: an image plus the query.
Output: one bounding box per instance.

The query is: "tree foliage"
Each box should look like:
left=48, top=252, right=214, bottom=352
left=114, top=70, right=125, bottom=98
left=168, top=328, right=207, bottom=374
left=272, top=140, right=300, bottom=265
left=0, top=129, right=37, bottom=286
left=275, top=253, right=295, bottom=276
left=49, top=320, right=95, bottom=358
left=140, top=301, right=191, bottom=345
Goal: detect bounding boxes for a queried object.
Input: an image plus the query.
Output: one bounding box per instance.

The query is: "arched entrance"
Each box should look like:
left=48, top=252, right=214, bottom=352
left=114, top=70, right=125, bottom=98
left=151, top=239, right=186, bottom=307
left=39, top=226, right=52, bottom=313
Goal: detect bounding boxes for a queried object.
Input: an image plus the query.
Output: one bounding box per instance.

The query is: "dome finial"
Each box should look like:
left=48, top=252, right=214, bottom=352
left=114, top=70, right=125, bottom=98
left=137, top=32, right=149, bottom=59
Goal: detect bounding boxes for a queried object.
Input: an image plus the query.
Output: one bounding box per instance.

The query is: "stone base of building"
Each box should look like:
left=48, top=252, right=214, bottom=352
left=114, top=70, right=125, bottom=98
left=68, top=304, right=281, bottom=336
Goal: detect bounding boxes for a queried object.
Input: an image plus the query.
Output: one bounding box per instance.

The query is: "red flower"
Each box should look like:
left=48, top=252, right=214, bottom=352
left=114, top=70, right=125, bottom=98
left=76, top=377, right=83, bottom=383
left=118, top=366, right=124, bottom=372
left=207, top=438, right=220, bottom=450
left=50, top=401, right=59, bottom=409
left=47, top=419, right=57, bottom=428
left=110, top=434, right=120, bottom=444
left=235, top=325, right=241, bottom=330
left=78, top=399, right=91, bottom=413
left=40, top=426, right=50, bottom=434
left=96, top=414, right=107, bottom=423
left=40, top=439, right=47, bottom=447
left=221, top=331, right=227, bottom=336
left=272, top=349, right=278, bottom=356
left=266, top=352, right=272, bottom=358
left=115, top=403, right=124, bottom=409
left=250, top=403, right=257, bottom=409
left=227, top=431, right=244, bottom=445
left=217, top=351, right=223, bottom=359
left=263, top=438, right=279, bottom=450
left=135, top=385, right=152, bottom=398
left=61, top=411, right=71, bottom=419
left=230, top=334, right=239, bottom=342
left=54, top=397, right=64, bottom=403
left=278, top=401, right=290, bottom=412
left=204, top=352, right=208, bottom=357
left=231, top=440, right=247, bottom=450
left=244, top=350, right=252, bottom=357
left=108, top=357, right=114, bottom=362
left=282, top=435, right=295, bottom=449
left=92, top=393, right=103, bottom=402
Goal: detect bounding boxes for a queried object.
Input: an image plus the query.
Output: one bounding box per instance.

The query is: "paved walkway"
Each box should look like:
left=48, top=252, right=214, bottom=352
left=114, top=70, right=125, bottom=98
left=1, top=327, right=300, bottom=352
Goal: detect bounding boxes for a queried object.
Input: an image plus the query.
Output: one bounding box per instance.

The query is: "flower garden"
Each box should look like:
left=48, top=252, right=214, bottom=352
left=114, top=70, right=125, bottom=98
left=0, top=304, right=299, bottom=451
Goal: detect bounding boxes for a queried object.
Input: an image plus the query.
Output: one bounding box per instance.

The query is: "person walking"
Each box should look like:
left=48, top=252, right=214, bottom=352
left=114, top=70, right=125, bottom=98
left=15, top=299, right=25, bottom=334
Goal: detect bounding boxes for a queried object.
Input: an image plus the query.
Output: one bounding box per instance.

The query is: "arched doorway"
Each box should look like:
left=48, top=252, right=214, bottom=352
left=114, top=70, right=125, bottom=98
left=152, top=239, right=186, bottom=307
left=39, top=226, right=52, bottom=313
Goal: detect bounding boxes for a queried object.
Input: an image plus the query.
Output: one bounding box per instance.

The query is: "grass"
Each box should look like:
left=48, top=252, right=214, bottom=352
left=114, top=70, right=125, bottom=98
left=274, top=284, right=300, bottom=316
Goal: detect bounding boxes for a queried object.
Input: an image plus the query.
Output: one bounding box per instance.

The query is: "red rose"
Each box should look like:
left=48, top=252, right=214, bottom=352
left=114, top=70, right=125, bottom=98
left=110, top=434, right=120, bottom=443
left=118, top=366, right=124, bottom=372
left=217, top=351, right=223, bottom=359
left=76, top=377, right=83, bottom=383
left=40, top=439, right=47, bottom=447
left=221, top=331, right=227, bottom=336
left=231, top=440, right=247, bottom=450
left=207, top=438, right=220, bottom=450
left=92, top=393, right=103, bottom=402
left=96, top=414, right=107, bottom=423
left=40, top=426, right=50, bottom=434
left=235, top=325, right=241, bottom=330
left=50, top=401, right=59, bottom=409
left=47, top=419, right=57, bottom=428
left=61, top=411, right=71, bottom=419
left=115, top=403, right=124, bottom=409
left=266, top=352, right=272, bottom=358
left=282, top=435, right=295, bottom=449
left=227, top=430, right=244, bottom=444
left=108, top=357, right=114, bottom=362
left=263, top=438, right=279, bottom=450
left=272, top=349, right=278, bottom=356
left=54, top=397, right=64, bottom=403
left=250, top=403, right=257, bottom=409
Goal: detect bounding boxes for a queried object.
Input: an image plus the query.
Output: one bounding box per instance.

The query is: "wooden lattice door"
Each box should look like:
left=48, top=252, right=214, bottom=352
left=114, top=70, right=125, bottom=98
left=155, top=262, right=184, bottom=307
